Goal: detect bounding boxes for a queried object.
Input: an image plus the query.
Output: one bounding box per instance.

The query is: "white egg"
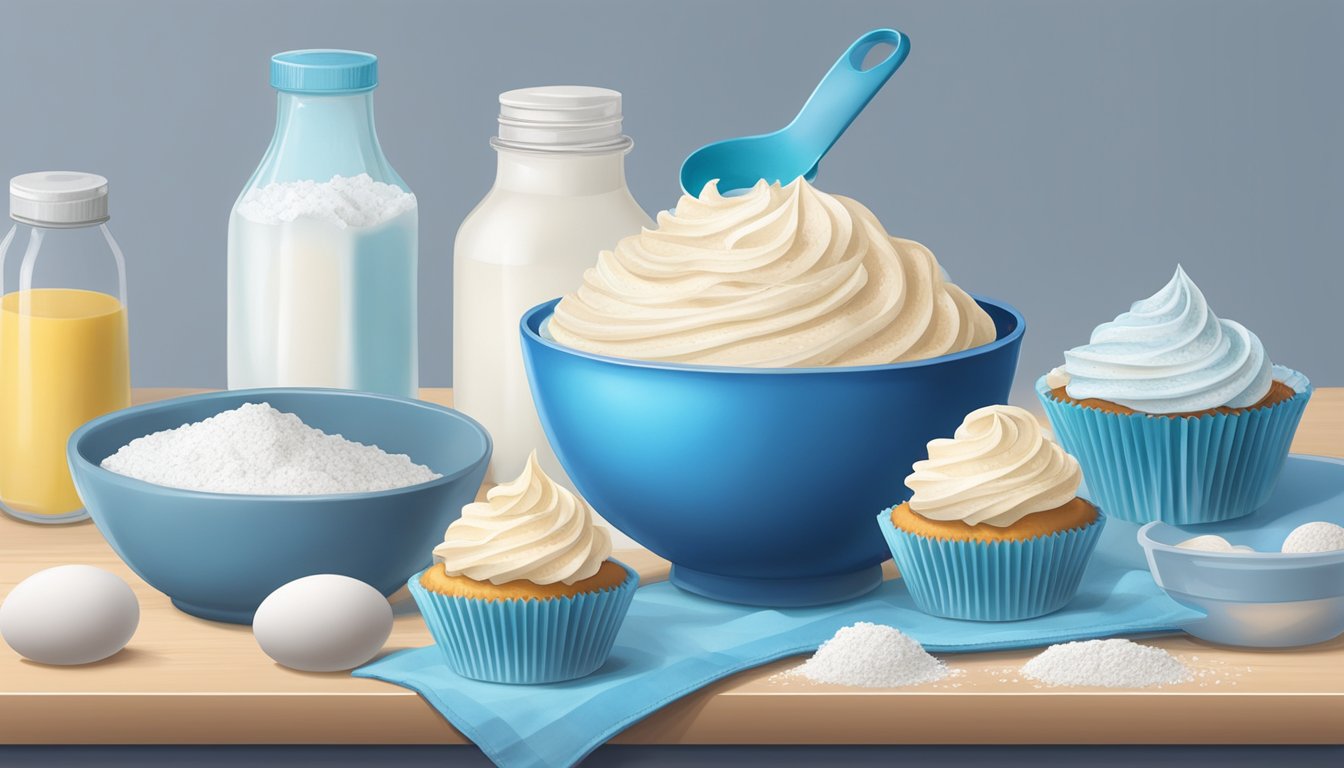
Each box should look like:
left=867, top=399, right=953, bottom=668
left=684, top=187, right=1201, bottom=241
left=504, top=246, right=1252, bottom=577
left=253, top=574, right=393, bottom=672
left=1282, top=521, right=1344, bottom=554
left=0, top=565, right=140, bottom=665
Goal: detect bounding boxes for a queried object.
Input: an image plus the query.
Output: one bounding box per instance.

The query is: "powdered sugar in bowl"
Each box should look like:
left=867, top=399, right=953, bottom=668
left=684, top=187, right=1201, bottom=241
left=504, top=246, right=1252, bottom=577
left=67, top=388, right=491, bottom=624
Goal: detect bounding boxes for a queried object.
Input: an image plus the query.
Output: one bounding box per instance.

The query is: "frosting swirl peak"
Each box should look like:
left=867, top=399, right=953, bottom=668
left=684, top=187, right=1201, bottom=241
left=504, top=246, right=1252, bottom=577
left=905, top=405, right=1082, bottom=527
left=547, top=177, right=996, bottom=367
left=433, top=451, right=611, bottom=585
left=1056, top=266, right=1272, bottom=414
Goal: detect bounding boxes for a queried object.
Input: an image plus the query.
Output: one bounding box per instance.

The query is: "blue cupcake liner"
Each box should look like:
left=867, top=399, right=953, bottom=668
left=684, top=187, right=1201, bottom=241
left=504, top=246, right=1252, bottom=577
left=1037, top=366, right=1311, bottom=525
left=876, top=507, right=1105, bottom=621
left=408, top=560, right=639, bottom=685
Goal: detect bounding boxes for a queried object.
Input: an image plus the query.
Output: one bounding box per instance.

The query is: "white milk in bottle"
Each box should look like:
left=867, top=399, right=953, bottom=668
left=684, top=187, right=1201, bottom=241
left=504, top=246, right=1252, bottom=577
left=454, top=87, right=651, bottom=541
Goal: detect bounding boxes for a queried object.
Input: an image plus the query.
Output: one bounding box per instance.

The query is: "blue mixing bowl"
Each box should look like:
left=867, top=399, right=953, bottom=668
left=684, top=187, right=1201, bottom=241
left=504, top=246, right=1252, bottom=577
left=521, top=297, right=1025, bottom=607
left=68, top=389, right=491, bottom=624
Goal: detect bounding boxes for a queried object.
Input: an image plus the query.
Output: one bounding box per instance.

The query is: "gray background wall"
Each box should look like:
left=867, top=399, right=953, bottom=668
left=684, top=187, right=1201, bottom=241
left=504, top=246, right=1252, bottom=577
left=2, top=0, right=1339, bottom=404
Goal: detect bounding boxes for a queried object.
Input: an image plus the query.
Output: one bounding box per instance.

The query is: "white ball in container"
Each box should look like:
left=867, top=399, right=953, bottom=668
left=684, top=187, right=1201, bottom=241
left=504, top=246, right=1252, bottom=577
left=1281, top=522, right=1344, bottom=554
left=253, top=574, right=393, bottom=672
left=0, top=565, right=140, bottom=665
left=1176, top=535, right=1255, bottom=553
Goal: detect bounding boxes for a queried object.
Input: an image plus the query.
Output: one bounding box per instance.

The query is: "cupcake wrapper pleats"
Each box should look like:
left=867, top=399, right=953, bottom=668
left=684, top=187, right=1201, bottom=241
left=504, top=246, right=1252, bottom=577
left=877, top=509, right=1105, bottom=621
left=1037, top=366, right=1311, bottom=525
left=409, top=561, right=639, bottom=685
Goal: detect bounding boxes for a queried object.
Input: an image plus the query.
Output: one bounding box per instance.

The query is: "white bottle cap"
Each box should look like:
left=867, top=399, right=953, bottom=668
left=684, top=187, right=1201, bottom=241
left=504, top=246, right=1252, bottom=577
left=494, top=86, right=633, bottom=153
left=10, top=172, right=110, bottom=227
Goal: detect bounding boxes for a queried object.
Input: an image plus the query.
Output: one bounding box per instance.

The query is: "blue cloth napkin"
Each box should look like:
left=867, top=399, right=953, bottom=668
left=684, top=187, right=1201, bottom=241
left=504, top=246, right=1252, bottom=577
left=354, top=518, right=1200, bottom=768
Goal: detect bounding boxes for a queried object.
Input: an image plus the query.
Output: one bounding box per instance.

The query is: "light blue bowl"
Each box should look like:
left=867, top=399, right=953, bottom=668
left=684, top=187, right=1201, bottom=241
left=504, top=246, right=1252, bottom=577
left=1137, top=455, right=1344, bottom=647
left=68, top=388, right=491, bottom=624
left=521, top=296, right=1025, bottom=607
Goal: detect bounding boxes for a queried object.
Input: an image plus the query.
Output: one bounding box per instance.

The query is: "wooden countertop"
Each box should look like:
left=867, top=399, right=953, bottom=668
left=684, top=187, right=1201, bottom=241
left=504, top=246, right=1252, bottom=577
left=2, top=387, right=1342, bottom=745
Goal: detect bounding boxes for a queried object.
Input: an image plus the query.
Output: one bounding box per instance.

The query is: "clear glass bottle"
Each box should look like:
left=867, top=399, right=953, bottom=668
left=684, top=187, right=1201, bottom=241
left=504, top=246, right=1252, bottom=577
left=228, top=49, right=418, bottom=398
left=454, top=86, right=652, bottom=489
left=0, top=172, right=130, bottom=523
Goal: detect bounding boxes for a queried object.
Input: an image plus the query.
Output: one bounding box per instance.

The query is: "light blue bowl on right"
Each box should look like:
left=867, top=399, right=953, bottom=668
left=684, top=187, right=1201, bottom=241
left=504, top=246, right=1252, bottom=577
left=1137, top=455, right=1344, bottom=647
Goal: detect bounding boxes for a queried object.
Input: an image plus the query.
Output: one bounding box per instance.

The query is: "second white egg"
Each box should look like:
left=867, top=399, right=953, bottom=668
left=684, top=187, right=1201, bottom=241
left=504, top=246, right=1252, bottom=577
left=253, top=574, right=393, bottom=672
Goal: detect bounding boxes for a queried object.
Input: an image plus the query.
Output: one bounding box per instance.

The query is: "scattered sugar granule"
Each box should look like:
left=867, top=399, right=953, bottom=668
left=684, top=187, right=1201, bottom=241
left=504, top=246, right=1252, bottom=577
left=1177, top=534, right=1255, bottom=553
left=1281, top=522, right=1344, bottom=554
left=790, top=622, right=948, bottom=688
left=1020, top=639, right=1193, bottom=688
left=101, top=402, right=441, bottom=495
left=236, top=173, right=416, bottom=228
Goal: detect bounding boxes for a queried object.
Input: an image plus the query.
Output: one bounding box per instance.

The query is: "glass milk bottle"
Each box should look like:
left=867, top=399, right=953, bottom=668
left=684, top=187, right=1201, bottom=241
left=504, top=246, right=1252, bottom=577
left=454, top=86, right=652, bottom=489
left=228, top=50, right=418, bottom=398
left=0, top=172, right=131, bottom=523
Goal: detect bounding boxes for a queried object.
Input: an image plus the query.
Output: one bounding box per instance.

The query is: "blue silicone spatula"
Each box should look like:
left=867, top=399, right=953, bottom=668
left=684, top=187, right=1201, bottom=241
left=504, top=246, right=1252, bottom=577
left=679, top=28, right=911, bottom=197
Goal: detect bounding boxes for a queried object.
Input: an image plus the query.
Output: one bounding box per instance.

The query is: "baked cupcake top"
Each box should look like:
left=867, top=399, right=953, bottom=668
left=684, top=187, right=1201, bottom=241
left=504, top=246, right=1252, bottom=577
left=1047, top=266, right=1272, bottom=414
left=432, top=451, right=612, bottom=586
left=547, top=177, right=995, bottom=367
left=905, top=405, right=1082, bottom=527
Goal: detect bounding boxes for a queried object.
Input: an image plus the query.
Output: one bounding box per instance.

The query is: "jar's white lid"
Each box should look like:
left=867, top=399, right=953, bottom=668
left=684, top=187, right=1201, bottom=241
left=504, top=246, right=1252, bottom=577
left=10, top=172, right=109, bottom=227
left=495, top=86, right=632, bottom=152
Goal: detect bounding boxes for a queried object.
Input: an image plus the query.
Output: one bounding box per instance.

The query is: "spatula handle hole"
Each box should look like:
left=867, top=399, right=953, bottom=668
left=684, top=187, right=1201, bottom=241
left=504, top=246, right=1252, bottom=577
left=848, top=29, right=906, bottom=72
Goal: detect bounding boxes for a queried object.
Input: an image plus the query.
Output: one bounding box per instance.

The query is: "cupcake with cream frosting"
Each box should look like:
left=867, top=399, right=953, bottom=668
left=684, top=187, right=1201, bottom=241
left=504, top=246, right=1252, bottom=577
left=1038, top=266, right=1311, bottom=524
left=409, top=451, right=636, bottom=684
left=877, top=405, right=1105, bottom=621
left=546, top=177, right=996, bottom=367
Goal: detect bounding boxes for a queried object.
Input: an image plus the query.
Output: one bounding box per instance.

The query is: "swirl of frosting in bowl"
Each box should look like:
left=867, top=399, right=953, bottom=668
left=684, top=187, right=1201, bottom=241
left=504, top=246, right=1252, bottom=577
left=433, top=451, right=611, bottom=585
left=546, top=177, right=996, bottom=367
left=905, top=405, right=1082, bottom=527
left=1052, top=266, right=1272, bottom=414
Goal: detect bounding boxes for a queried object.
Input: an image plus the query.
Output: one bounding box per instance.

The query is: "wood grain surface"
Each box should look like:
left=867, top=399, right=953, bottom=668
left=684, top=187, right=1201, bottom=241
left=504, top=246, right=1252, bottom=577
left=1, top=388, right=1341, bottom=745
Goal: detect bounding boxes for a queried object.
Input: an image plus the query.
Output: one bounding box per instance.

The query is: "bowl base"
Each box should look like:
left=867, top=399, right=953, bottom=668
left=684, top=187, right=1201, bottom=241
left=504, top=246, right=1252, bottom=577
left=172, top=598, right=254, bottom=625
left=669, top=563, right=883, bottom=607
left=1172, top=592, right=1344, bottom=649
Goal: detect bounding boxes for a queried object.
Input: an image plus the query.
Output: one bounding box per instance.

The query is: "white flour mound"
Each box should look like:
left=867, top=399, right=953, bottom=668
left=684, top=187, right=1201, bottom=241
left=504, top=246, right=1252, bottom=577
left=793, top=622, right=947, bottom=688
left=101, top=402, right=440, bottom=495
left=1021, top=639, right=1192, bottom=688
left=1281, top=522, right=1344, bottom=554
left=236, top=173, right=416, bottom=228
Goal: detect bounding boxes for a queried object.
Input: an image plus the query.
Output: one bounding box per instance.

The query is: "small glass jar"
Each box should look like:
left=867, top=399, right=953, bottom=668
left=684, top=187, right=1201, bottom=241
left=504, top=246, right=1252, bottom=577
left=0, top=172, right=131, bottom=523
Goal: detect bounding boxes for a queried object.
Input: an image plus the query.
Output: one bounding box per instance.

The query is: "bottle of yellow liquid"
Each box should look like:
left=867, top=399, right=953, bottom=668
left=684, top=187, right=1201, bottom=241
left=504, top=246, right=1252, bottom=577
left=0, top=172, right=130, bottom=523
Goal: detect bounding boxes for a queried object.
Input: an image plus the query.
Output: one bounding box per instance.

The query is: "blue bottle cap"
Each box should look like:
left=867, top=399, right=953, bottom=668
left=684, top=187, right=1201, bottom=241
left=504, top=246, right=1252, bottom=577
left=270, top=50, right=378, bottom=94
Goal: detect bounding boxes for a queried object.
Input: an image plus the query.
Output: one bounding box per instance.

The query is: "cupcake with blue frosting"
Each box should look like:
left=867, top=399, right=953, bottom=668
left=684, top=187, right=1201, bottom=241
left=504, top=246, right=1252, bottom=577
left=410, top=451, right=637, bottom=684
left=1038, top=266, right=1311, bottom=524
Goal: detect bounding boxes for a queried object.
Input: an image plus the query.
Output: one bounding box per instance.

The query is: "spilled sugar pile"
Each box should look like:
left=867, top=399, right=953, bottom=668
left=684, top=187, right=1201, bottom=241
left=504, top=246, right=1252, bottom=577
left=236, top=173, right=416, bottom=228
left=791, top=622, right=947, bottom=688
left=1020, top=639, right=1192, bottom=688
left=101, top=402, right=440, bottom=495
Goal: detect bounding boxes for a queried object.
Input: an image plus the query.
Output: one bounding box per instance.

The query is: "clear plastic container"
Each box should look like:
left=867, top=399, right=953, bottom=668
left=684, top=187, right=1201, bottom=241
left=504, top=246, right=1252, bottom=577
left=228, top=50, right=418, bottom=398
left=0, top=172, right=130, bottom=523
left=453, top=86, right=652, bottom=494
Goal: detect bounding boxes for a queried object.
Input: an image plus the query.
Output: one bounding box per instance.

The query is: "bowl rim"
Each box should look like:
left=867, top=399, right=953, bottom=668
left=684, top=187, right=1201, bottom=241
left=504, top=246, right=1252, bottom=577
left=519, top=293, right=1025, bottom=375
left=68, top=387, right=492, bottom=504
left=1135, top=455, right=1344, bottom=565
